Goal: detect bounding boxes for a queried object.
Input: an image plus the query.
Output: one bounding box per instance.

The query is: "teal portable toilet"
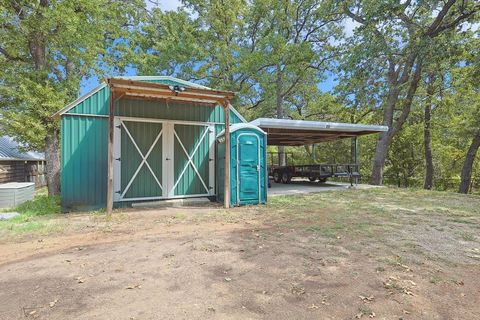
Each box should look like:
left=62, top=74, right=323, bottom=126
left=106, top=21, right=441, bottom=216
left=217, top=124, right=267, bottom=206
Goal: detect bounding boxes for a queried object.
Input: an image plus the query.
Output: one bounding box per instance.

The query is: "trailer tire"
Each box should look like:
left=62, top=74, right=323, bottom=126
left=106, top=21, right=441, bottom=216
left=308, top=176, right=317, bottom=182
left=318, top=178, right=327, bottom=183
left=273, top=171, right=281, bottom=183
left=282, top=172, right=291, bottom=184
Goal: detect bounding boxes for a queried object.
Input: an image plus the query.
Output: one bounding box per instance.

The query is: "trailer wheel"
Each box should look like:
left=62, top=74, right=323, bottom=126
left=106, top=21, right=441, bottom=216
left=282, top=172, right=291, bottom=184
left=318, top=178, right=327, bottom=183
left=308, top=176, right=317, bottom=182
left=273, top=171, right=281, bottom=183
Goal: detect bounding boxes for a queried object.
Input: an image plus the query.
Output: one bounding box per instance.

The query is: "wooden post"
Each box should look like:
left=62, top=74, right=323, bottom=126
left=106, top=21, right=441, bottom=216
left=224, top=102, right=231, bottom=208
left=106, top=87, right=114, bottom=216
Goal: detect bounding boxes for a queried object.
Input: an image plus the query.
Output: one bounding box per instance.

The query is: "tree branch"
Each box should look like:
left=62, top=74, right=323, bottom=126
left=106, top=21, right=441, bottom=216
left=390, top=61, right=423, bottom=137
left=0, top=47, right=28, bottom=62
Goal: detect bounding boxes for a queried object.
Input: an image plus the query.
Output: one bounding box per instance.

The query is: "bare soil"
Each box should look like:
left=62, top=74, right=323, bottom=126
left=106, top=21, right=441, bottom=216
left=0, top=188, right=479, bottom=320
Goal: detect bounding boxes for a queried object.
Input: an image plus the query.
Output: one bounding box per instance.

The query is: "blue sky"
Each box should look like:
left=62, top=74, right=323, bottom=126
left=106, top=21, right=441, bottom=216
left=79, top=0, right=344, bottom=96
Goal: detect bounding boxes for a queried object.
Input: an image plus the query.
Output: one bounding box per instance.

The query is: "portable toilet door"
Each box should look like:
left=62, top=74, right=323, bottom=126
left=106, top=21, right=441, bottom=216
left=236, top=132, right=261, bottom=204
left=216, top=123, right=267, bottom=206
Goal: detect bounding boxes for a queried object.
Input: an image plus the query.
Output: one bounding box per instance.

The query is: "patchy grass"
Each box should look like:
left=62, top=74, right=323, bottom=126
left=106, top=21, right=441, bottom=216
left=460, top=232, right=476, bottom=241
left=2, top=185, right=480, bottom=259
left=264, top=187, right=480, bottom=264
left=0, top=188, right=62, bottom=237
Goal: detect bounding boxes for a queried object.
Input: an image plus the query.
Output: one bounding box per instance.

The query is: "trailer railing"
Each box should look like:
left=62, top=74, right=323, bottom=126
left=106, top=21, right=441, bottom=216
left=267, top=156, right=361, bottom=186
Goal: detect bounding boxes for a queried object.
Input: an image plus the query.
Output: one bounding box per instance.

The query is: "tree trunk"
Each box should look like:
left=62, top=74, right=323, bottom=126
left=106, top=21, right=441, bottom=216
left=370, top=132, right=390, bottom=184
left=423, top=73, right=436, bottom=189
left=458, top=131, right=480, bottom=194
left=276, top=65, right=286, bottom=166
left=423, top=107, right=434, bottom=189
left=370, top=61, right=423, bottom=185
left=45, top=129, right=61, bottom=196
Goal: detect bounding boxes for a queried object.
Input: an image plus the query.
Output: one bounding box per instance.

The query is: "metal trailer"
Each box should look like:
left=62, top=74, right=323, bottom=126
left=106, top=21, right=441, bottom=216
left=267, top=152, right=360, bottom=186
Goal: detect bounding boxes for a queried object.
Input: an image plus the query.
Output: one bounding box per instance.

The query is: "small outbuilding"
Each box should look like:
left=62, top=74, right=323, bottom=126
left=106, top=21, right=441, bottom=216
left=0, top=136, right=46, bottom=187
left=54, top=76, right=244, bottom=211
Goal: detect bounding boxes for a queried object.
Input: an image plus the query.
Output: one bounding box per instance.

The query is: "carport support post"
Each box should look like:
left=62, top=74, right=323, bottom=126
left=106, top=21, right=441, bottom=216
left=351, top=137, right=359, bottom=165
left=351, top=137, right=359, bottom=185
left=224, top=102, right=231, bottom=208
left=106, top=87, right=114, bottom=216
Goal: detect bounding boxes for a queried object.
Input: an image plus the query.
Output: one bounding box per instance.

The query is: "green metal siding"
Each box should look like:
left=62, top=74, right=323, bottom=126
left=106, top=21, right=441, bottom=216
left=68, top=85, right=110, bottom=115
left=117, top=98, right=243, bottom=124
left=61, top=115, right=108, bottom=210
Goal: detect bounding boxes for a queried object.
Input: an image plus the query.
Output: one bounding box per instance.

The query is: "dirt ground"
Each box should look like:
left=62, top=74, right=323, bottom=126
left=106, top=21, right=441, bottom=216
left=1, top=188, right=479, bottom=320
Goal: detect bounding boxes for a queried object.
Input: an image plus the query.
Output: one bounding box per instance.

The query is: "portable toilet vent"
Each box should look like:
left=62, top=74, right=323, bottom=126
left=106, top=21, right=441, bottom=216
left=217, top=124, right=267, bottom=206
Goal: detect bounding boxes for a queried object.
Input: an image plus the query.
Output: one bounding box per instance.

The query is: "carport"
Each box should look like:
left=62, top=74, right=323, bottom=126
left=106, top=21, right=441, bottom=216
left=249, top=118, right=388, bottom=188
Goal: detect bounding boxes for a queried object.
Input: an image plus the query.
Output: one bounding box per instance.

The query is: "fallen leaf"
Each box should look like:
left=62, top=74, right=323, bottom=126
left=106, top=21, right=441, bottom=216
left=308, top=304, right=319, bottom=309
left=355, top=312, right=363, bottom=319
left=369, top=312, right=376, bottom=318
left=403, top=289, right=415, bottom=296
left=224, top=277, right=232, bottom=282
left=403, top=310, right=410, bottom=314
left=126, top=284, right=142, bottom=289
left=359, top=295, right=374, bottom=302
left=400, top=264, right=413, bottom=272
left=49, top=299, right=58, bottom=308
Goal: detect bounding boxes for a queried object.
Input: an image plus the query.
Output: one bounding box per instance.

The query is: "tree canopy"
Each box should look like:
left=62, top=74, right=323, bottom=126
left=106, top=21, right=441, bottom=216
left=1, top=0, right=479, bottom=194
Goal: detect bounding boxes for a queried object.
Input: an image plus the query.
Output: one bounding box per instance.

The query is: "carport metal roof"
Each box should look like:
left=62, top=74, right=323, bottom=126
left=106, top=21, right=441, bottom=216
left=250, top=118, right=388, bottom=146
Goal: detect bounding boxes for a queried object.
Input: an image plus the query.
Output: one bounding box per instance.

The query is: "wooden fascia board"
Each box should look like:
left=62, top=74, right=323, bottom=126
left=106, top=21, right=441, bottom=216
left=107, top=78, right=235, bottom=100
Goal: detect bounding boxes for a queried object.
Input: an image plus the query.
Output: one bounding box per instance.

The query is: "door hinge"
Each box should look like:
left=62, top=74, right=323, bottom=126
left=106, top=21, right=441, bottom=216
left=115, top=157, right=121, bottom=161
left=115, top=125, right=121, bottom=129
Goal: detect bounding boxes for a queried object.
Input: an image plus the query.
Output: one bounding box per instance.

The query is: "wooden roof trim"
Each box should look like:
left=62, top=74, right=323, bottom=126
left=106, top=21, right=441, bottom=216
left=107, top=78, right=236, bottom=100
left=121, top=92, right=222, bottom=105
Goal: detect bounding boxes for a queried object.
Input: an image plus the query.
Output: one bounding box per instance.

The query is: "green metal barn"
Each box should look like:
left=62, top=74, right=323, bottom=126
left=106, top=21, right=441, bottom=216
left=55, top=76, right=246, bottom=211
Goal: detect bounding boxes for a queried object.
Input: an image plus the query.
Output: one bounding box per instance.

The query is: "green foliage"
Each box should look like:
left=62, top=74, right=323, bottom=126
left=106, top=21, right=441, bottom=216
left=0, top=0, right=144, bottom=150
left=15, top=194, right=61, bottom=217
left=0, top=188, right=61, bottom=237
left=0, top=188, right=61, bottom=217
